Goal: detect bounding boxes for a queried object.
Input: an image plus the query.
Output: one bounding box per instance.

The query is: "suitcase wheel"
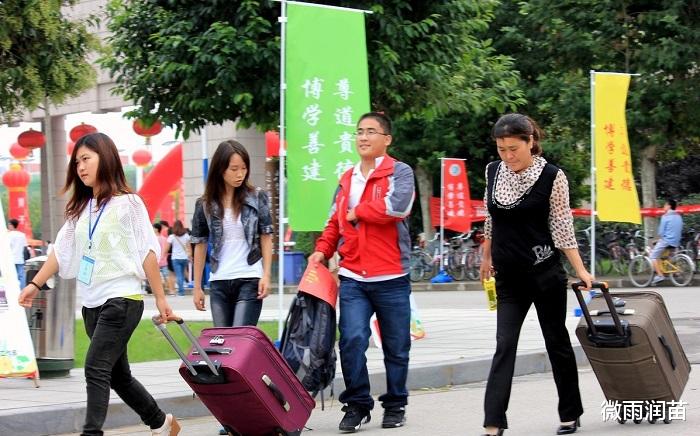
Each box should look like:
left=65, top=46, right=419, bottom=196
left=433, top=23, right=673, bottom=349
left=223, top=426, right=241, bottom=436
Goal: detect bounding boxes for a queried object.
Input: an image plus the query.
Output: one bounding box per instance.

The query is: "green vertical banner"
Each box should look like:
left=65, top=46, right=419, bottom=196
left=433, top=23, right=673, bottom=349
left=286, top=2, right=370, bottom=231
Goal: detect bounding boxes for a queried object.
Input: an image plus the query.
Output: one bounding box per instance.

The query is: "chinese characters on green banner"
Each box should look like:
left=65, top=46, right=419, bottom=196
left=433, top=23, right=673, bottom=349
left=286, top=3, right=370, bottom=231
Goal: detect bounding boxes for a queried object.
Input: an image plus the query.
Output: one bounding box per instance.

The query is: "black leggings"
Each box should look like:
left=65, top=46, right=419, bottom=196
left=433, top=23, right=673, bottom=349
left=483, top=263, right=583, bottom=428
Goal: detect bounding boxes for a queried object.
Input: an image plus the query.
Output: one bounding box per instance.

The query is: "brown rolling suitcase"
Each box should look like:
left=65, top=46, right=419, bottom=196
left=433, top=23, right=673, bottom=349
left=573, top=282, right=690, bottom=421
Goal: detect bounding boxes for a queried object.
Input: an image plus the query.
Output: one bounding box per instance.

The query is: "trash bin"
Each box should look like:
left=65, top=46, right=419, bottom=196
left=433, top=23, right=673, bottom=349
left=283, top=251, right=306, bottom=285
left=24, top=256, right=75, bottom=378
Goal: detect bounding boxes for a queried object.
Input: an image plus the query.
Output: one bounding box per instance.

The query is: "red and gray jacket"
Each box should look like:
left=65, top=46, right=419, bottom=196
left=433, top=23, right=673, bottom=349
left=315, top=155, right=415, bottom=278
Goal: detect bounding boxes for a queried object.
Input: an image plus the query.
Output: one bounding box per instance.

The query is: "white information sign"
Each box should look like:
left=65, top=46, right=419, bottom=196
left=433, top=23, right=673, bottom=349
left=0, top=200, right=38, bottom=379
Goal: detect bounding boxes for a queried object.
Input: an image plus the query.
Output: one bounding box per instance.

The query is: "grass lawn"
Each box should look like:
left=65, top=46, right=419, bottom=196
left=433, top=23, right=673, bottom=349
left=73, top=320, right=280, bottom=368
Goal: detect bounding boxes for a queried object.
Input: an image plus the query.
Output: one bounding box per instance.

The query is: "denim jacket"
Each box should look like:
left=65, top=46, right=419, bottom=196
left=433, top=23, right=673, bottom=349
left=190, top=188, right=274, bottom=273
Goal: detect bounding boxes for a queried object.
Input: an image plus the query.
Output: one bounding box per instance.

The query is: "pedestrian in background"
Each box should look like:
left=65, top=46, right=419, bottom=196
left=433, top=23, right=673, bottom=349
left=7, top=218, right=28, bottom=288
left=154, top=223, right=172, bottom=295
left=165, top=220, right=191, bottom=296
left=18, top=132, right=180, bottom=436
left=650, top=198, right=683, bottom=284
left=479, top=113, right=592, bottom=436
left=309, top=112, right=415, bottom=432
left=159, top=220, right=177, bottom=296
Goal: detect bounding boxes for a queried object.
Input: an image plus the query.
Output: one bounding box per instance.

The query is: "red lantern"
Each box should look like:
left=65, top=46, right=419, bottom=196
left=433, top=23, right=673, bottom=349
left=69, top=123, right=98, bottom=142
left=17, top=129, right=45, bottom=149
left=2, top=163, right=31, bottom=188
left=133, top=119, right=163, bottom=137
left=9, top=142, right=31, bottom=160
left=2, top=163, right=32, bottom=236
left=265, top=131, right=280, bottom=157
left=132, top=148, right=152, bottom=167
left=67, top=140, right=75, bottom=155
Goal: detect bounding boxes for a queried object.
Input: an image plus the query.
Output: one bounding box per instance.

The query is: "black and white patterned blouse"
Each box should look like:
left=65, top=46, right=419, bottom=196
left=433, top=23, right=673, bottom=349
left=483, top=156, right=578, bottom=249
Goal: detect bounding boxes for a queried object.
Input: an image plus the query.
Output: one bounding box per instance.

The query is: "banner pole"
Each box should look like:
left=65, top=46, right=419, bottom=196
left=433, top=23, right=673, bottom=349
left=590, top=70, right=596, bottom=277
left=277, top=0, right=288, bottom=341
left=440, top=157, right=445, bottom=271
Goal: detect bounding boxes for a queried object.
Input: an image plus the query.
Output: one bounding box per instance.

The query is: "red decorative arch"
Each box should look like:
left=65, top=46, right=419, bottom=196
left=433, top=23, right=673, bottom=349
left=138, top=143, right=183, bottom=220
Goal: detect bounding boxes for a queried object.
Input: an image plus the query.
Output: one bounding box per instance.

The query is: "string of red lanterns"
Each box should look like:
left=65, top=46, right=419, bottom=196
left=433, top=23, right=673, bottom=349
left=131, top=118, right=161, bottom=168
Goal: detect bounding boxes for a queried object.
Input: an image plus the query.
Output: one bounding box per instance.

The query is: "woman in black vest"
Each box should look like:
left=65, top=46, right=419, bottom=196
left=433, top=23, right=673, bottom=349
left=480, top=114, right=593, bottom=436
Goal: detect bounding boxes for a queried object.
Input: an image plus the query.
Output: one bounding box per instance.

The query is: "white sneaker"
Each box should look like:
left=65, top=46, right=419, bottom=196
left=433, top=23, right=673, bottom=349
left=651, top=275, right=665, bottom=285
left=152, top=413, right=181, bottom=435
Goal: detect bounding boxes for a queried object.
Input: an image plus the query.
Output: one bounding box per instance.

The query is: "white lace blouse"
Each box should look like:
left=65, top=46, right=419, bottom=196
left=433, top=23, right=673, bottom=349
left=53, top=194, right=160, bottom=308
left=483, top=156, right=578, bottom=249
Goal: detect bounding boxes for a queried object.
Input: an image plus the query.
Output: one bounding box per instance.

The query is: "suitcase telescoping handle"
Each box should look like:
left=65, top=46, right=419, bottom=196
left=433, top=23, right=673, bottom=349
left=571, top=281, right=625, bottom=337
left=152, top=315, right=219, bottom=377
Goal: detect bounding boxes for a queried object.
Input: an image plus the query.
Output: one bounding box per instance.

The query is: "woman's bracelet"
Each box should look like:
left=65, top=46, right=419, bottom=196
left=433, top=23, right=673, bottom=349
left=29, top=280, right=42, bottom=291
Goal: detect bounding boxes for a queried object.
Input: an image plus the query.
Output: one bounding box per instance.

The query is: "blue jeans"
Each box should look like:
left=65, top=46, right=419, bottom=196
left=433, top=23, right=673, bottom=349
left=338, top=275, right=411, bottom=411
left=15, top=263, right=25, bottom=289
left=172, top=259, right=189, bottom=296
left=209, top=278, right=262, bottom=327
left=81, top=298, right=165, bottom=435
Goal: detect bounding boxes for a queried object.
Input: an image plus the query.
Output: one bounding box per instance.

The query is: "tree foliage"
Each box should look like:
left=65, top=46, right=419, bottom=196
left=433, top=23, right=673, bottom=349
left=102, top=0, right=523, bottom=139
left=102, top=0, right=280, bottom=137
left=489, top=0, right=700, bottom=204
left=657, top=157, right=700, bottom=200
left=0, top=0, right=97, bottom=123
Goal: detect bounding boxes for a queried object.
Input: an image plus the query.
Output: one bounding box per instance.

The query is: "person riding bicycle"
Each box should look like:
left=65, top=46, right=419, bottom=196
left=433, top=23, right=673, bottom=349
left=651, top=199, right=683, bottom=285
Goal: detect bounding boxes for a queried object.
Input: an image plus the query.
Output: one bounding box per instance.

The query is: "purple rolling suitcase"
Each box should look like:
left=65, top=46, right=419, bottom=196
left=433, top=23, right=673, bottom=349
left=154, top=316, right=316, bottom=436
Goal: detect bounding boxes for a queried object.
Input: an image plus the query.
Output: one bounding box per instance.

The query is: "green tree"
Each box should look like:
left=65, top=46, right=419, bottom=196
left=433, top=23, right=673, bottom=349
left=0, top=0, right=97, bottom=122
left=103, top=0, right=524, bottom=237
left=489, top=0, right=700, bottom=234
left=102, top=1, right=520, bottom=132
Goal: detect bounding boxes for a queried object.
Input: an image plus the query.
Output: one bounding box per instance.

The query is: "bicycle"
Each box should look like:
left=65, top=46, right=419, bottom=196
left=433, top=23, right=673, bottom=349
left=409, top=246, right=434, bottom=282
left=628, top=248, right=695, bottom=287
left=462, top=228, right=484, bottom=281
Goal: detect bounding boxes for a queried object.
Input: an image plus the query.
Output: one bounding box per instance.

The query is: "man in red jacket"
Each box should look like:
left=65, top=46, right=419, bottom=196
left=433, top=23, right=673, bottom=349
left=310, top=112, right=415, bottom=433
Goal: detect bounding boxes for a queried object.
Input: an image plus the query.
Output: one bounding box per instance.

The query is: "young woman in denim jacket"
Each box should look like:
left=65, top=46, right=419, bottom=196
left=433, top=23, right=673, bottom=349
left=191, top=140, right=273, bottom=328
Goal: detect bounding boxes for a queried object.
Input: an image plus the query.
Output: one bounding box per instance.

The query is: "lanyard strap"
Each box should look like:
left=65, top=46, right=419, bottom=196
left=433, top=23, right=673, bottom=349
left=88, top=198, right=107, bottom=250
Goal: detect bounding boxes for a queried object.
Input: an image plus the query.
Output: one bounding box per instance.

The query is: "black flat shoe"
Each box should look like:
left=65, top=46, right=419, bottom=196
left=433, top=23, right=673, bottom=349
left=556, top=418, right=580, bottom=435
left=481, top=429, right=504, bottom=436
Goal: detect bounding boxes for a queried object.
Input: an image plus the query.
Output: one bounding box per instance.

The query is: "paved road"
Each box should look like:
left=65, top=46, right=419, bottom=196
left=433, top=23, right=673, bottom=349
left=57, top=364, right=700, bottom=436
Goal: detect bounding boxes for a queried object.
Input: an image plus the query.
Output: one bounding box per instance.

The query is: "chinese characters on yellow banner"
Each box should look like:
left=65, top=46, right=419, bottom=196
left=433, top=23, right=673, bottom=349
left=594, top=73, right=641, bottom=224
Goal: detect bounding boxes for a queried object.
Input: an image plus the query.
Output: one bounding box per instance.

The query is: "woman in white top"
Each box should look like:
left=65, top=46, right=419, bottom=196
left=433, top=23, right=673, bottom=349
left=18, top=133, right=180, bottom=436
left=165, top=220, right=192, bottom=296
left=191, top=140, right=273, bottom=327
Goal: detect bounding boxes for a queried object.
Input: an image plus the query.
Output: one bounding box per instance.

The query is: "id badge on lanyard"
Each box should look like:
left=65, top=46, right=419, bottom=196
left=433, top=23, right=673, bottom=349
left=78, top=198, right=107, bottom=286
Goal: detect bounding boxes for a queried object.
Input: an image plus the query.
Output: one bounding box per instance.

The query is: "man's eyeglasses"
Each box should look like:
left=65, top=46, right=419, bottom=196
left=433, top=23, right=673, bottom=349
left=354, top=129, right=389, bottom=138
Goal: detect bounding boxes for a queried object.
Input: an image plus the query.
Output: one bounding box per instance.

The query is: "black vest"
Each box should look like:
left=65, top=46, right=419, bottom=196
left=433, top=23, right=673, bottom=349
left=487, top=161, right=560, bottom=274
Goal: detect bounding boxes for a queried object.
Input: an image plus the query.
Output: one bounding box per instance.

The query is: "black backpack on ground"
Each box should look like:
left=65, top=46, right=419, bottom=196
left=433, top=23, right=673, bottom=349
left=280, top=292, right=337, bottom=403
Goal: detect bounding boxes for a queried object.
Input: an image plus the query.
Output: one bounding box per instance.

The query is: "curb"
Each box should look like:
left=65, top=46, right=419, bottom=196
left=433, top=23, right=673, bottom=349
left=175, top=276, right=700, bottom=296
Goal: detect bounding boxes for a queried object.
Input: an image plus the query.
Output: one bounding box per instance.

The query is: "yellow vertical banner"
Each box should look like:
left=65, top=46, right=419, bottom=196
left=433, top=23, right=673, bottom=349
left=594, top=72, right=641, bottom=224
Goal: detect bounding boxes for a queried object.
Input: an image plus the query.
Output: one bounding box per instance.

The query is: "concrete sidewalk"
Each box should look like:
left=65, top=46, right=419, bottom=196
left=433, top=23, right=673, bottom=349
left=1, top=287, right=699, bottom=435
